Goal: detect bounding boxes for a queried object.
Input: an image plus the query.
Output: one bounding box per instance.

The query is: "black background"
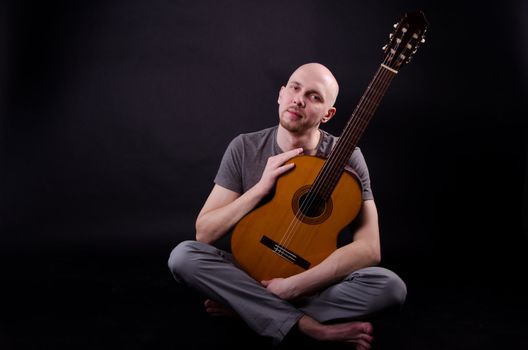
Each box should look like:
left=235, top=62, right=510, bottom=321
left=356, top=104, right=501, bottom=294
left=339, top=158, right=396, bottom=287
left=1, top=0, right=527, bottom=349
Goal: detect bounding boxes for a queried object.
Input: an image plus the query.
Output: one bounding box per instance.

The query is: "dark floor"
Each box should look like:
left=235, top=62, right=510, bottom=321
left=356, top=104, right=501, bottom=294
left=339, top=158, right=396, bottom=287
left=2, top=247, right=528, bottom=350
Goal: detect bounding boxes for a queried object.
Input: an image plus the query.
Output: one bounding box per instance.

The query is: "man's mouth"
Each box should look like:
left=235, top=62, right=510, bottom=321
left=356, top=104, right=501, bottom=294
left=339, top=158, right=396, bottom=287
left=287, top=109, right=302, bottom=118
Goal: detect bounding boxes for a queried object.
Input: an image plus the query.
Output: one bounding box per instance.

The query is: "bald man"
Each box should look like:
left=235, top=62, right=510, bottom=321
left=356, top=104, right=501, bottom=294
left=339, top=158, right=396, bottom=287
left=168, top=63, right=407, bottom=349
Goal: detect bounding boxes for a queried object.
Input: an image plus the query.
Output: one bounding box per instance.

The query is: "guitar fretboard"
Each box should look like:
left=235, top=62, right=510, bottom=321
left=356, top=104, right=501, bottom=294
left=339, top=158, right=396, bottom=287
left=313, top=64, right=397, bottom=201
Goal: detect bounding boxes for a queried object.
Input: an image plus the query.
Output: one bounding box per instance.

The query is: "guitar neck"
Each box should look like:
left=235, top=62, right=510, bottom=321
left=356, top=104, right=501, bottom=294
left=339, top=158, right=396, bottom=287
left=316, top=64, right=398, bottom=200
left=309, top=11, right=428, bottom=201
left=334, top=64, right=397, bottom=166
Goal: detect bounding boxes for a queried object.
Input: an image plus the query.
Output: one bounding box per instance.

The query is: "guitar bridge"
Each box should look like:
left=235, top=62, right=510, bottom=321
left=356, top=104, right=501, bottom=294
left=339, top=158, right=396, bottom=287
left=260, top=235, right=310, bottom=270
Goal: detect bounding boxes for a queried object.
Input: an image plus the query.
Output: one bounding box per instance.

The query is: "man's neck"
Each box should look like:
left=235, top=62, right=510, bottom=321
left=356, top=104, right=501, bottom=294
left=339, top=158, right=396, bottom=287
left=276, top=125, right=321, bottom=156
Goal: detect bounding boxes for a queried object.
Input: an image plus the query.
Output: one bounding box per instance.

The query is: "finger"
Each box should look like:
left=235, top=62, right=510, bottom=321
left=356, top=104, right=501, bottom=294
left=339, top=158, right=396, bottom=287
left=273, top=162, right=296, bottom=176
left=276, top=148, right=303, bottom=163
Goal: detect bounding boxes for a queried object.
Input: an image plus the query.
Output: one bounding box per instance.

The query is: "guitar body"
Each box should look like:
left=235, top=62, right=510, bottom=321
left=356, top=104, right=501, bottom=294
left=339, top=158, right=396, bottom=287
left=230, top=155, right=362, bottom=281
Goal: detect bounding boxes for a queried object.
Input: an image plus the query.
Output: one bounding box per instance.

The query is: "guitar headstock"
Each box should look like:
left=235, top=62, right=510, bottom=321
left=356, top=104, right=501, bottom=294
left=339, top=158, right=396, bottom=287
left=382, top=11, right=429, bottom=72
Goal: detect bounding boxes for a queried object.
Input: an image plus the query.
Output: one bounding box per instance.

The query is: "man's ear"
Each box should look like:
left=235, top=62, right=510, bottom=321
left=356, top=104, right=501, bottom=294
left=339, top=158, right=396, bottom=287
left=277, top=86, right=285, bottom=104
left=321, top=107, right=336, bottom=123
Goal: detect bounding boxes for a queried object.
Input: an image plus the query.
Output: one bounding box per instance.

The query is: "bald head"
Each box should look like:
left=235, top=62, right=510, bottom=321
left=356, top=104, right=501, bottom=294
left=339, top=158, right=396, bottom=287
left=287, top=63, right=339, bottom=106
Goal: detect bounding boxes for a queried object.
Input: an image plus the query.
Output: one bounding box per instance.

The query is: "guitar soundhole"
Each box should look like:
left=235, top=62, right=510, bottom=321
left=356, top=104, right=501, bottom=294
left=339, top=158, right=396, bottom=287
left=292, top=186, right=332, bottom=225
left=299, top=192, right=325, bottom=218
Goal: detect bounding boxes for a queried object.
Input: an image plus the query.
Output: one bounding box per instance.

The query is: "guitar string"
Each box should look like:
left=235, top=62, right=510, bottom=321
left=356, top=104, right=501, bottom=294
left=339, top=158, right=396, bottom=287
left=310, top=43, right=403, bottom=215
left=316, top=26, right=419, bottom=208
left=276, top=64, right=396, bottom=251
left=270, top=25, right=420, bottom=264
left=274, top=25, right=406, bottom=251
left=275, top=67, right=392, bottom=254
left=275, top=63, right=397, bottom=253
left=296, top=32, right=406, bottom=232
left=275, top=31, right=409, bottom=255
left=295, top=68, right=394, bottom=237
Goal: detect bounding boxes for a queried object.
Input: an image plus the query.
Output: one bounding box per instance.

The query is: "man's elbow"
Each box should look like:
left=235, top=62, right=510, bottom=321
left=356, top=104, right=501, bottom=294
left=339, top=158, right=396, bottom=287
left=371, top=250, right=381, bottom=265
left=195, top=231, right=208, bottom=243
left=368, top=244, right=382, bottom=265
left=195, top=220, right=221, bottom=244
left=195, top=220, right=210, bottom=243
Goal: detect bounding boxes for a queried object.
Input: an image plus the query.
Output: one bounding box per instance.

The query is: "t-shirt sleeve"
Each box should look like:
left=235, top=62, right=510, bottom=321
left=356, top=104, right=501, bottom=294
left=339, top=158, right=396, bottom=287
left=214, top=135, right=244, bottom=194
left=350, top=147, right=374, bottom=201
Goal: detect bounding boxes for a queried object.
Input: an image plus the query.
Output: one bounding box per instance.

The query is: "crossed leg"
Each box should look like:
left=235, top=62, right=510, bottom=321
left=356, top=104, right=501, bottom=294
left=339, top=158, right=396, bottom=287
left=204, top=298, right=374, bottom=349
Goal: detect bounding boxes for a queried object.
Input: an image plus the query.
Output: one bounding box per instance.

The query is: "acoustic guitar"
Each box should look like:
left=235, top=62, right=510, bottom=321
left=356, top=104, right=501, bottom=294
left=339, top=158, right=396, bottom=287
left=231, top=11, right=429, bottom=282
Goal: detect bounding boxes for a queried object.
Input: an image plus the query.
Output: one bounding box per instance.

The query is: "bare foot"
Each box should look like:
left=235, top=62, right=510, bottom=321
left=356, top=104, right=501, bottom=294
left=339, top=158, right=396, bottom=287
left=203, top=299, right=238, bottom=318
left=298, top=315, right=374, bottom=350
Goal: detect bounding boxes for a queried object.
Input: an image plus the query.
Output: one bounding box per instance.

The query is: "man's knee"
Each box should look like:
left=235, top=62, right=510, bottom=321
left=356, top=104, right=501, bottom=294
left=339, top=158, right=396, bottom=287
left=357, top=267, right=407, bottom=312
left=167, top=240, right=203, bottom=280
left=382, top=269, right=407, bottom=307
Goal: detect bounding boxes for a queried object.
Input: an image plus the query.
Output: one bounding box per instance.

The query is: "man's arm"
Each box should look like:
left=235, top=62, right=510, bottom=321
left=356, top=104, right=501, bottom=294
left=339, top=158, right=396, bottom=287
left=195, top=148, right=304, bottom=244
left=195, top=184, right=260, bottom=243
left=262, top=199, right=381, bottom=299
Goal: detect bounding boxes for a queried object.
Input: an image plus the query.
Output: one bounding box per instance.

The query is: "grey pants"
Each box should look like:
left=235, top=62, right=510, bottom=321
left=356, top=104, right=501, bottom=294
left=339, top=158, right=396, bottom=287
left=168, top=240, right=407, bottom=345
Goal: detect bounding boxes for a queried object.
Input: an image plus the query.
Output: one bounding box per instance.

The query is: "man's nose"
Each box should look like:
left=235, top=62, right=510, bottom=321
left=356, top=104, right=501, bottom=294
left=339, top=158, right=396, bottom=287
left=292, top=93, right=305, bottom=107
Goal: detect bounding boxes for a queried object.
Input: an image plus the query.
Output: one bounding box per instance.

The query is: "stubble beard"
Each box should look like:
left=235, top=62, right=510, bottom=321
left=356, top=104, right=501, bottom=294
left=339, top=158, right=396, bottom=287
left=280, top=118, right=303, bottom=133
left=279, top=112, right=319, bottom=135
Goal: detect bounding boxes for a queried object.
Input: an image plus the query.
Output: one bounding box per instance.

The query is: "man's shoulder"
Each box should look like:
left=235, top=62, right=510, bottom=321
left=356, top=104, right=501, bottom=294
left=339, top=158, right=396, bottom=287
left=230, top=125, right=277, bottom=148
left=320, top=128, right=337, bottom=141
left=237, top=125, right=277, bottom=140
left=319, top=128, right=362, bottom=156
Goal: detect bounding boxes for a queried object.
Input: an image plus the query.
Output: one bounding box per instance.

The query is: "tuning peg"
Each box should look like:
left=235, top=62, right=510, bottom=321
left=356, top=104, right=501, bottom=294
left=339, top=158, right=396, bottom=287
left=421, top=37, right=426, bottom=43
left=382, top=44, right=388, bottom=51
left=393, top=22, right=399, bottom=28
left=389, top=33, right=394, bottom=39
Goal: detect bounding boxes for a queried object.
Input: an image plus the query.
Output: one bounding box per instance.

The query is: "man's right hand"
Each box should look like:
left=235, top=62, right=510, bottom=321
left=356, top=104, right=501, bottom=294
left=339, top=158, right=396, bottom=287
left=254, top=148, right=304, bottom=196
left=196, top=148, right=303, bottom=244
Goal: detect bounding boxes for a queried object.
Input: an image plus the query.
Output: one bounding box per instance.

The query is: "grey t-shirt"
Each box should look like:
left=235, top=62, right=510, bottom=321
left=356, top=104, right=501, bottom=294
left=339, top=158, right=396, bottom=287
left=214, top=125, right=373, bottom=200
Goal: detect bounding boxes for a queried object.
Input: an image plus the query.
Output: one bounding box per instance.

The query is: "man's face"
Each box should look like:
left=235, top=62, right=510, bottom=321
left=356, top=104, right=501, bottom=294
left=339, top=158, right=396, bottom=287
left=277, top=66, right=336, bottom=134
